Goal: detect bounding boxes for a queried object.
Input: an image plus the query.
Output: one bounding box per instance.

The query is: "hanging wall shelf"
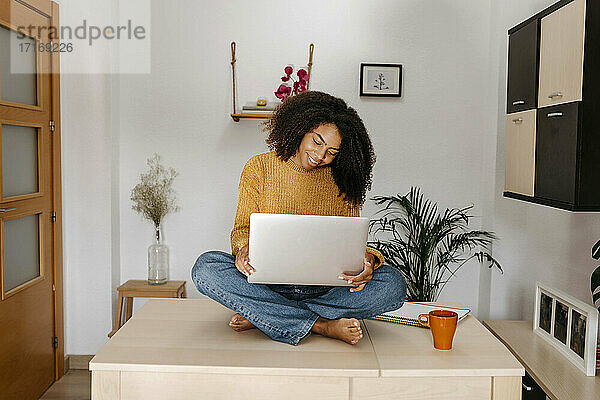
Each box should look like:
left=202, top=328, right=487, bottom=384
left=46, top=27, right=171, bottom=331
left=230, top=41, right=314, bottom=122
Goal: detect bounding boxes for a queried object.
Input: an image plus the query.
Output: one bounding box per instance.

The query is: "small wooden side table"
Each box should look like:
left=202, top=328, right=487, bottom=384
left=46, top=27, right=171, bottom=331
left=108, top=280, right=186, bottom=338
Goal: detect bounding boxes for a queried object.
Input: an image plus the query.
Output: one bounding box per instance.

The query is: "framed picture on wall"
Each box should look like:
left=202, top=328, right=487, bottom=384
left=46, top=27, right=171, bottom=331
left=359, top=63, right=402, bottom=97
left=533, top=282, right=599, bottom=376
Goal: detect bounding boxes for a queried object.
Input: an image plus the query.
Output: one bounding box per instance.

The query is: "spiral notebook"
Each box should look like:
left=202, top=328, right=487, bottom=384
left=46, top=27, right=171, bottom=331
left=369, top=302, right=471, bottom=328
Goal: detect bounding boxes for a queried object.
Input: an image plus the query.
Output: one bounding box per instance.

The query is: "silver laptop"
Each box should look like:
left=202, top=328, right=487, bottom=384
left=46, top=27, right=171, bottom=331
left=247, top=213, right=369, bottom=286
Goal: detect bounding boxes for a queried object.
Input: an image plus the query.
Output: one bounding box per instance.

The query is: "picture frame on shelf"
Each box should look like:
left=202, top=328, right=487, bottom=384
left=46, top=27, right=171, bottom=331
left=359, top=63, right=402, bottom=97
left=533, top=282, right=599, bottom=376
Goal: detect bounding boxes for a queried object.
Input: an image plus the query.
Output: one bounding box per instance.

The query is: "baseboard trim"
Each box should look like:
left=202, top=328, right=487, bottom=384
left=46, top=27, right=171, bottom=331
left=66, top=354, right=94, bottom=371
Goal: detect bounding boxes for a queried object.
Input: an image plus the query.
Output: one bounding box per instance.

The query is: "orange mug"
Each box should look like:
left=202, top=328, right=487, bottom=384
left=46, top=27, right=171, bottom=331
left=418, top=310, right=458, bottom=350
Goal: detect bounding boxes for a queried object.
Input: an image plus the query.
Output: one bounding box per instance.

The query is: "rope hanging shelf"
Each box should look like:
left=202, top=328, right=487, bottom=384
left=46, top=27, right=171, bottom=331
left=230, top=42, right=314, bottom=122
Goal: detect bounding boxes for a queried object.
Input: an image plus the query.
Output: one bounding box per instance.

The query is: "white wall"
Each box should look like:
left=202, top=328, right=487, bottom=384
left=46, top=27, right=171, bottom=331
left=486, top=0, right=600, bottom=320
left=58, top=0, right=119, bottom=354
left=60, top=0, right=599, bottom=355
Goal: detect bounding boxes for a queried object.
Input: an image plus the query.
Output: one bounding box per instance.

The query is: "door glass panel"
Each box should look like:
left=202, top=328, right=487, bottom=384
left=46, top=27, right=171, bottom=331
left=0, top=25, right=37, bottom=106
left=3, top=214, right=40, bottom=292
left=2, top=125, right=38, bottom=198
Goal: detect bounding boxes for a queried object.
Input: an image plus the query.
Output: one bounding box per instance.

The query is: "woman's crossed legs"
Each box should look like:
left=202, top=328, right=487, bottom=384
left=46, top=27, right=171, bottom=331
left=191, top=250, right=406, bottom=345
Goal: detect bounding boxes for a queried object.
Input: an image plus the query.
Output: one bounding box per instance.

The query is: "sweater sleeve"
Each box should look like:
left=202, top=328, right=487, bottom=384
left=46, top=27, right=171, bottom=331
left=347, top=202, right=385, bottom=270
left=230, top=157, right=262, bottom=255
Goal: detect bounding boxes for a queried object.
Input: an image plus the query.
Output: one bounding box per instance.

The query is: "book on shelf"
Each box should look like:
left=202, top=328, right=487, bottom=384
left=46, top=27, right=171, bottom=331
left=238, top=109, right=273, bottom=113
left=242, top=102, right=278, bottom=111
left=369, top=302, right=471, bottom=328
left=235, top=110, right=273, bottom=116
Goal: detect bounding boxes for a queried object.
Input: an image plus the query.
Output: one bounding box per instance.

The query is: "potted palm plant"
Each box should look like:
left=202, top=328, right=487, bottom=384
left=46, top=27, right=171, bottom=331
left=367, top=187, right=503, bottom=302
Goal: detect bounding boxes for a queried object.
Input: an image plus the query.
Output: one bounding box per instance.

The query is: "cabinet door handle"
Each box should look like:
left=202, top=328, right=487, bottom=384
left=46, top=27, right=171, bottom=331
left=512, top=100, right=525, bottom=106
left=522, top=383, right=533, bottom=392
left=0, top=207, right=16, bottom=212
left=547, top=112, right=563, bottom=118
left=548, top=92, right=563, bottom=99
left=512, top=118, right=523, bottom=124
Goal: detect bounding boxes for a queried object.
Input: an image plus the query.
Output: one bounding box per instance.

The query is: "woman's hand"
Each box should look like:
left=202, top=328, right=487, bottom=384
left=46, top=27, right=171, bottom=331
left=235, top=244, right=255, bottom=277
left=339, top=252, right=375, bottom=292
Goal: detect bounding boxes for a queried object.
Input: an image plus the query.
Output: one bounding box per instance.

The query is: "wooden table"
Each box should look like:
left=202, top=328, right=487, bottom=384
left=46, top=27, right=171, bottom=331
left=107, top=280, right=186, bottom=338
left=484, top=320, right=600, bottom=400
left=91, top=299, right=523, bottom=399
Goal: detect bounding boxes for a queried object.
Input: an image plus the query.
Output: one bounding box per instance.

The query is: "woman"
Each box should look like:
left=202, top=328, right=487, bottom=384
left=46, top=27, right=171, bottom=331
left=191, top=91, right=406, bottom=345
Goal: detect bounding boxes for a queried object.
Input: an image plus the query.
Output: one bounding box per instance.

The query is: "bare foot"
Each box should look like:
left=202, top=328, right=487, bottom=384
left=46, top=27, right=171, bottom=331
left=311, top=317, right=363, bottom=345
left=229, top=313, right=256, bottom=332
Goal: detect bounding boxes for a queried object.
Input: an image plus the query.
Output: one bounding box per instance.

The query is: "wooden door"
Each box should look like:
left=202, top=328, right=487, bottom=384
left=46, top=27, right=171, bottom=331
left=538, top=0, right=586, bottom=108
left=535, top=102, right=580, bottom=205
left=0, top=1, right=60, bottom=398
left=505, top=109, right=536, bottom=197
left=507, top=20, right=539, bottom=114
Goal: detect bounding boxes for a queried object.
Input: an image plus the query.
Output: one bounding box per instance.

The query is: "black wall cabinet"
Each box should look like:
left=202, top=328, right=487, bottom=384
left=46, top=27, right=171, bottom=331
left=507, top=20, right=539, bottom=114
left=535, top=102, right=579, bottom=205
left=504, top=0, right=600, bottom=211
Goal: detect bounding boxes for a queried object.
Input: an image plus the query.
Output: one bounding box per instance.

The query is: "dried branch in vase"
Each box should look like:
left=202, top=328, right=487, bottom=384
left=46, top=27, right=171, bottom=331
left=131, top=153, right=180, bottom=228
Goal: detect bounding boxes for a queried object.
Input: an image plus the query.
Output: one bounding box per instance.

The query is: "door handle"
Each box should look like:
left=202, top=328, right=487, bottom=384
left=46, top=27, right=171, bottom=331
left=512, top=118, right=523, bottom=124
left=548, top=92, right=563, bottom=99
left=512, top=100, right=525, bottom=106
left=547, top=112, right=563, bottom=118
left=522, top=383, right=533, bottom=392
left=0, top=208, right=17, bottom=212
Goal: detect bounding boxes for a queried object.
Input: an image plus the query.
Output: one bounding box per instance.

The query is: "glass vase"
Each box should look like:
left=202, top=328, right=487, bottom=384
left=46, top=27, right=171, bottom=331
left=148, top=226, right=169, bottom=285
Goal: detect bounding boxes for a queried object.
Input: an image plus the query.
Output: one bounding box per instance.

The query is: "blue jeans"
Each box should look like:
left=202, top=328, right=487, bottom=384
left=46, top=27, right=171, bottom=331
left=191, top=250, right=407, bottom=345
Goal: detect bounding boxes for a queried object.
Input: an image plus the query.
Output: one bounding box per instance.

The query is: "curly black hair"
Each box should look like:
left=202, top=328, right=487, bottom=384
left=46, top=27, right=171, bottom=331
left=263, top=90, right=376, bottom=207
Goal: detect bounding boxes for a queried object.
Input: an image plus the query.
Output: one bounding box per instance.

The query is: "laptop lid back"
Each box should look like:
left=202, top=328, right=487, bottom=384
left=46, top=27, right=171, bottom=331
left=248, top=213, right=369, bottom=286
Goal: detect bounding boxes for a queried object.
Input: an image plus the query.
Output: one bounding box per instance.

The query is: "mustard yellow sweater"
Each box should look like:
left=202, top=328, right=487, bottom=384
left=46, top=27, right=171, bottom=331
left=230, top=151, right=384, bottom=269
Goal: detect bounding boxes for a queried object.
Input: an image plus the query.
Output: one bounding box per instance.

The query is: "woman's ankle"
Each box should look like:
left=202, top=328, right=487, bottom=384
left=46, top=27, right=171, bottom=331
left=311, top=317, right=329, bottom=335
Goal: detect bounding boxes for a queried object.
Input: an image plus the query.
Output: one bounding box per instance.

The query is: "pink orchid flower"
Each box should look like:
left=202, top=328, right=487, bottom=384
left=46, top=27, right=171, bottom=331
left=276, top=66, right=309, bottom=101
left=297, top=69, right=308, bottom=81
left=275, top=84, right=292, bottom=100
